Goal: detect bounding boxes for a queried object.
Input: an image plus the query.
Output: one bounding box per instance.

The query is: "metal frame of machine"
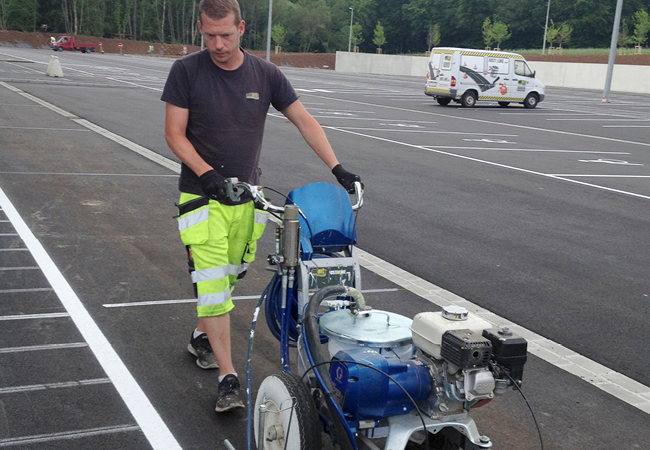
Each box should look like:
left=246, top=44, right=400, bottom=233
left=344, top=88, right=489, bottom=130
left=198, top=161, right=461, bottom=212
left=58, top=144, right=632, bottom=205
left=222, top=179, right=528, bottom=450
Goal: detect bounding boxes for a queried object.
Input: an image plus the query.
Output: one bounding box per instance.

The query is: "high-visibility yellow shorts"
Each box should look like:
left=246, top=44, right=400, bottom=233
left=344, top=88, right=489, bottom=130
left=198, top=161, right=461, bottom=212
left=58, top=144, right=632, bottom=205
left=176, top=193, right=268, bottom=317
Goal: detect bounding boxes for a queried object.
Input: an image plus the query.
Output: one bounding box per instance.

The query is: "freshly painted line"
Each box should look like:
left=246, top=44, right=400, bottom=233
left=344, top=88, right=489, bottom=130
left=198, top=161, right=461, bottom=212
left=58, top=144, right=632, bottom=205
left=301, top=92, right=650, bottom=148
left=0, top=82, right=77, bottom=118
left=320, top=127, right=518, bottom=135
left=0, top=187, right=181, bottom=449
left=426, top=146, right=629, bottom=154
left=0, top=267, right=40, bottom=271
left=0, top=425, right=141, bottom=447
left=4, top=81, right=649, bottom=415
left=0, top=248, right=28, bottom=252
left=603, top=125, right=650, bottom=128
left=102, top=288, right=401, bottom=308
left=356, top=250, right=650, bottom=415
left=0, top=312, right=69, bottom=321
left=326, top=126, right=650, bottom=201
left=0, top=233, right=18, bottom=236
left=550, top=174, right=650, bottom=178
left=546, top=118, right=649, bottom=121
left=0, top=342, right=88, bottom=353
left=0, top=126, right=88, bottom=131
left=0, top=172, right=176, bottom=177
left=0, top=378, right=111, bottom=394
left=72, top=119, right=181, bottom=173
left=105, top=76, right=163, bottom=91
left=0, top=287, right=52, bottom=294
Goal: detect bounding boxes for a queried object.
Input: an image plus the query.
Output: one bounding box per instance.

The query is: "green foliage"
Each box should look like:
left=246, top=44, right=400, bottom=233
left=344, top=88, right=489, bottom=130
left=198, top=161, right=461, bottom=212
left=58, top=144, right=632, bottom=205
left=555, top=21, right=573, bottom=47
left=271, top=24, right=286, bottom=46
left=632, top=9, right=650, bottom=45
left=373, top=20, right=385, bottom=48
left=0, top=0, right=648, bottom=53
left=351, top=22, right=363, bottom=47
left=482, top=17, right=493, bottom=47
left=427, top=23, right=440, bottom=49
left=545, top=19, right=558, bottom=46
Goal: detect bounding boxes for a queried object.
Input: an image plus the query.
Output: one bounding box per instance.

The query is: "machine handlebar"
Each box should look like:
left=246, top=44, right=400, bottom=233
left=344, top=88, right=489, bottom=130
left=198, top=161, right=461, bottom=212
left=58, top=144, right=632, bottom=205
left=224, top=178, right=363, bottom=213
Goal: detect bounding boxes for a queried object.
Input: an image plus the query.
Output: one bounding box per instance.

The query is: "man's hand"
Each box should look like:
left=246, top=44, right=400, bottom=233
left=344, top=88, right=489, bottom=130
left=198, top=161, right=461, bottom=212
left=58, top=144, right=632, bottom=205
left=332, top=164, right=363, bottom=193
left=199, top=170, right=228, bottom=201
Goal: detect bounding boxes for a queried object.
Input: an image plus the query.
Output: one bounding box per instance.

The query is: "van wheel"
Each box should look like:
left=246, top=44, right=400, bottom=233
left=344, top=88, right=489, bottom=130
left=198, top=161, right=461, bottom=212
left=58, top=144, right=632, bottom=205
left=461, top=91, right=477, bottom=108
left=524, top=93, right=539, bottom=109
left=498, top=102, right=510, bottom=107
left=436, top=98, right=451, bottom=106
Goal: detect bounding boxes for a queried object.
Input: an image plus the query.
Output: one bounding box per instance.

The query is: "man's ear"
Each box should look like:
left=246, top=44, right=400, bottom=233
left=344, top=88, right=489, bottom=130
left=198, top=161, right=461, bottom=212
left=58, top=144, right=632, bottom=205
left=197, top=20, right=203, bottom=34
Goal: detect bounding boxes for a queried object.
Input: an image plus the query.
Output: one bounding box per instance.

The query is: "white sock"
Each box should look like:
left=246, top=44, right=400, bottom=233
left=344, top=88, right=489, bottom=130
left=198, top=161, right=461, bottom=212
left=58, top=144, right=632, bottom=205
left=193, top=329, right=206, bottom=339
left=219, top=373, right=237, bottom=382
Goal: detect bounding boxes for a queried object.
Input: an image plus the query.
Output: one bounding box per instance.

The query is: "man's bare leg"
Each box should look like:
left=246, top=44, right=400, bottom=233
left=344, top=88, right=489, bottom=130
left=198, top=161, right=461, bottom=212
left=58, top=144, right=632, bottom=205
left=198, top=314, right=235, bottom=375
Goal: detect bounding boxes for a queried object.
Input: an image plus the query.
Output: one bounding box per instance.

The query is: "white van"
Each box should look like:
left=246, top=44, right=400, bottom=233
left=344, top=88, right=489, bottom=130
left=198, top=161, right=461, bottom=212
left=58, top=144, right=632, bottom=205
left=424, top=47, right=545, bottom=108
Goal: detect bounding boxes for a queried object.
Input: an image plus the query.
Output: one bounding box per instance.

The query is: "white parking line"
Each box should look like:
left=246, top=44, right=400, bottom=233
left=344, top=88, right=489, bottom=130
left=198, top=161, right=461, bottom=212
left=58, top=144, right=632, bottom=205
left=3, top=81, right=649, bottom=417
left=0, top=186, right=181, bottom=450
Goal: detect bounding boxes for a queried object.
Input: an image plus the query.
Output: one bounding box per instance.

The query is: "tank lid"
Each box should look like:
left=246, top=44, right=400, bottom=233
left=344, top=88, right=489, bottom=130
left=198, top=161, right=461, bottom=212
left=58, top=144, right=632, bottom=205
left=319, top=309, right=413, bottom=348
left=441, top=305, right=468, bottom=321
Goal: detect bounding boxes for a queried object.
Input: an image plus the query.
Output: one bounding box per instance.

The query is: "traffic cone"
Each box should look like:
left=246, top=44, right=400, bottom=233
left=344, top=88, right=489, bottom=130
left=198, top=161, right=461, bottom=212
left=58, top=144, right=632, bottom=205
left=46, top=55, right=64, bottom=78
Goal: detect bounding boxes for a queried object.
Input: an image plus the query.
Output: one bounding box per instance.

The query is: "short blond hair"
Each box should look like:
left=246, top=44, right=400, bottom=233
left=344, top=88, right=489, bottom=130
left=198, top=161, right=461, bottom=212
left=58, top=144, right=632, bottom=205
left=200, top=0, right=242, bottom=24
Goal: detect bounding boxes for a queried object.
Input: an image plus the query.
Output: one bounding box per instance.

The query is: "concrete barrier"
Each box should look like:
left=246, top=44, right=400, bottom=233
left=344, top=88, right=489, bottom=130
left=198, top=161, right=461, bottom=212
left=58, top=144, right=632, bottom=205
left=335, top=51, right=650, bottom=94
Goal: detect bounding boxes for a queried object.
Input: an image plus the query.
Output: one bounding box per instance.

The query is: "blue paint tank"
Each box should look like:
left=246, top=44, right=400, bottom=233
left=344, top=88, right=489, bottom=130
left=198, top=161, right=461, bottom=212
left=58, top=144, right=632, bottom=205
left=330, top=347, right=431, bottom=421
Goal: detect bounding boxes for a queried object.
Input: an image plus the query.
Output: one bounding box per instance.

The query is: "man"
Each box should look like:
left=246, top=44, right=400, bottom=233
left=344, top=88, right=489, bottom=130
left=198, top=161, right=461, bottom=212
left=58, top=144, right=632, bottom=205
left=161, top=0, right=361, bottom=412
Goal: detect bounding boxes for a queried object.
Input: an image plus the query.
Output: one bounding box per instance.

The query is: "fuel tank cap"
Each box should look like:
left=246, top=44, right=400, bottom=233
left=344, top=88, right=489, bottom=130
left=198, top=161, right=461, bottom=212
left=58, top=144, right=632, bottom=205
left=441, top=305, right=469, bottom=321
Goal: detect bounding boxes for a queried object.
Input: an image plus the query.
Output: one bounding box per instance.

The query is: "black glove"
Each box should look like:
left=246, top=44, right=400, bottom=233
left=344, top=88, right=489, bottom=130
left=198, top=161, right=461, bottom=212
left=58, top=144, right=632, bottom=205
left=332, top=164, right=362, bottom=193
left=199, top=170, right=228, bottom=201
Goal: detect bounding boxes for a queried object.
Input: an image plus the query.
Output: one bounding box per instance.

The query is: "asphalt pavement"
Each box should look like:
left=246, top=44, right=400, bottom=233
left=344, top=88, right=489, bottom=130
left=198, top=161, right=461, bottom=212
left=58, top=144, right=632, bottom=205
left=1, top=47, right=650, bottom=450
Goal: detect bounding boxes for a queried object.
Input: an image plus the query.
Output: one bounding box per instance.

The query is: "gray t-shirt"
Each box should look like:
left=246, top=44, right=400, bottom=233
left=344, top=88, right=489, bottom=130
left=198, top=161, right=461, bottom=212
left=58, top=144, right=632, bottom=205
left=161, top=50, right=298, bottom=195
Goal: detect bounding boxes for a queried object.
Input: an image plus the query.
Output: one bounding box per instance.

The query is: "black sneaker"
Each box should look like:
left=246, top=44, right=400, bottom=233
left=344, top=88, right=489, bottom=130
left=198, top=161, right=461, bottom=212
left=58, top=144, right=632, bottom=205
left=215, top=374, right=244, bottom=412
left=187, top=333, right=219, bottom=369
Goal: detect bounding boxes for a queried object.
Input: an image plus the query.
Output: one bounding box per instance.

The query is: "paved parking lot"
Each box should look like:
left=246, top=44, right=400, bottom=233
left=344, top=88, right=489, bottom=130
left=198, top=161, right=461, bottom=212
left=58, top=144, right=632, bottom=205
left=1, top=47, right=650, bottom=450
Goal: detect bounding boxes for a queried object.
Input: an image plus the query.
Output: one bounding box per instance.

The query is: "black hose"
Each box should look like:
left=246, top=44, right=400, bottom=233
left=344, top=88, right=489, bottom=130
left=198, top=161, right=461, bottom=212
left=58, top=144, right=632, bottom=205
left=303, top=285, right=355, bottom=450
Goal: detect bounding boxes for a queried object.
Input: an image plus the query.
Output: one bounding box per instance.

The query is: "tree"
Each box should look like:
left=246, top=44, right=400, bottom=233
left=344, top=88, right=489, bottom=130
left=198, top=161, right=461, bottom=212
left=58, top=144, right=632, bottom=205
left=490, top=20, right=511, bottom=49
left=426, top=23, right=440, bottom=50
left=555, top=21, right=573, bottom=48
left=373, top=20, right=386, bottom=51
left=618, top=18, right=632, bottom=51
left=482, top=17, right=494, bottom=48
left=271, top=24, right=286, bottom=47
left=351, top=22, right=363, bottom=48
left=545, top=19, right=559, bottom=47
left=631, top=9, right=650, bottom=46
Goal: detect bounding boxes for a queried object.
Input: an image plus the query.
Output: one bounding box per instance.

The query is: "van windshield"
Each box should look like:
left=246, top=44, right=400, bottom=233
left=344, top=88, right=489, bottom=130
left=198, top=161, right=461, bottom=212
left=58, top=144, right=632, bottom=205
left=514, top=60, right=534, bottom=77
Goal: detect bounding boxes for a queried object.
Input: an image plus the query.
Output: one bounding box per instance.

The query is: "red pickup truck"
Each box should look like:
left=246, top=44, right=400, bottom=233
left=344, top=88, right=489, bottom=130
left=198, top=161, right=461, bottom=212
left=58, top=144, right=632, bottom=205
left=51, top=36, right=96, bottom=53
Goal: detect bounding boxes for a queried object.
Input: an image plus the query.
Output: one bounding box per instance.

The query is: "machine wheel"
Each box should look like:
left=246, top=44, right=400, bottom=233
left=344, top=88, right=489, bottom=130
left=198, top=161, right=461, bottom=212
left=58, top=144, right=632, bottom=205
left=498, top=101, right=510, bottom=107
left=254, top=373, right=321, bottom=450
left=436, top=97, right=452, bottom=106
left=523, top=93, right=539, bottom=109
left=460, top=91, right=477, bottom=108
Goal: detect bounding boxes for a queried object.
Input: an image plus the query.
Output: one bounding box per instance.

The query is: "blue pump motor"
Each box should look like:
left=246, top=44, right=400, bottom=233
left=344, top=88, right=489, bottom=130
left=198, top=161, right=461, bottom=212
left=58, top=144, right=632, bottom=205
left=329, top=347, right=431, bottom=421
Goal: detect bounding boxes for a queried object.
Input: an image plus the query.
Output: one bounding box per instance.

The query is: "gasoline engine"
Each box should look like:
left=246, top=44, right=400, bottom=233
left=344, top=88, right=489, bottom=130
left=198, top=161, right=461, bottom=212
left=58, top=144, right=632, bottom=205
left=314, top=302, right=528, bottom=448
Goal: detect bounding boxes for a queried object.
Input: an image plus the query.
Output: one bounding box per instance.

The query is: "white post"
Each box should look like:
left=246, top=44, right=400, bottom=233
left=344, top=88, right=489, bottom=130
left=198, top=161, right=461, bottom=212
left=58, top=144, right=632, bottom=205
left=603, top=0, right=624, bottom=103
left=266, top=0, right=273, bottom=62
left=348, top=7, right=354, bottom=52
left=542, top=0, right=551, bottom=55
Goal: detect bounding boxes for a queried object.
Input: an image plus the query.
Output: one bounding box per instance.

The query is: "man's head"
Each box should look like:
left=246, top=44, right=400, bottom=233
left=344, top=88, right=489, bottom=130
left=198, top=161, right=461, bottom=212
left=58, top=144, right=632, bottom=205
left=200, top=0, right=241, bottom=25
left=198, top=0, right=245, bottom=69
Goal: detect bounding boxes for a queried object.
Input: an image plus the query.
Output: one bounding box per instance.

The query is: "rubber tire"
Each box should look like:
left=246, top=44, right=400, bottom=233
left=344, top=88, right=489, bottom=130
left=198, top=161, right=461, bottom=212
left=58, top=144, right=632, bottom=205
left=254, top=373, right=321, bottom=450
left=461, top=91, right=477, bottom=108
left=436, top=97, right=452, bottom=106
left=498, top=101, right=510, bottom=107
left=524, top=93, right=539, bottom=109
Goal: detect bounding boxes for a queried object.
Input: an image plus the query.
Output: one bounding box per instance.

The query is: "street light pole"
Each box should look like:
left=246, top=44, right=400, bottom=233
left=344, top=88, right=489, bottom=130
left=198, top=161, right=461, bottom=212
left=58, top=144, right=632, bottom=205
left=603, top=0, right=624, bottom=102
left=266, top=0, right=273, bottom=61
left=348, top=7, right=354, bottom=52
left=542, top=0, right=551, bottom=55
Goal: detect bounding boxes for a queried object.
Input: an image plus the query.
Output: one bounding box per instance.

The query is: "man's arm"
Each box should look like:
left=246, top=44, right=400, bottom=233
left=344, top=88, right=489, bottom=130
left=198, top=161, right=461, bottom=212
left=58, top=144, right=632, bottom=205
left=281, top=100, right=340, bottom=169
left=164, top=102, right=212, bottom=177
